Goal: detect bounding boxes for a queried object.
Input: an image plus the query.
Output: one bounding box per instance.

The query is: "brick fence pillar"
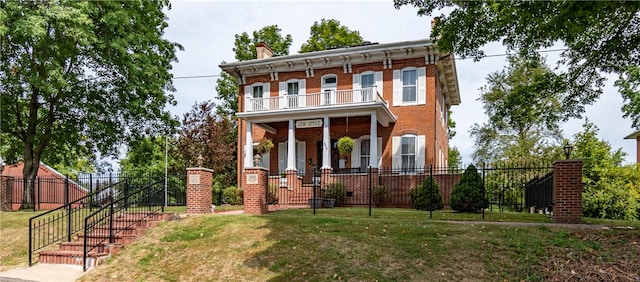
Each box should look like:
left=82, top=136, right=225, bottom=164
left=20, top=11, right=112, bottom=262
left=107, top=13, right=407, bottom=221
left=0, top=176, right=12, bottom=211
left=186, top=167, right=213, bottom=214
left=243, top=168, right=268, bottom=215
left=553, top=160, right=583, bottom=224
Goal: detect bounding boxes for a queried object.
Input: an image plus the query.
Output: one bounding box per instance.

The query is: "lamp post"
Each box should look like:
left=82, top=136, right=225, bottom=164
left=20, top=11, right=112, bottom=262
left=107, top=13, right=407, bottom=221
left=563, top=143, right=573, bottom=160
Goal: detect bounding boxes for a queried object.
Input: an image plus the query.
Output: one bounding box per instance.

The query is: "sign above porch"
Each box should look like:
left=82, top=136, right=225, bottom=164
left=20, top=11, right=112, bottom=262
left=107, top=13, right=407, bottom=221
left=296, top=119, right=323, bottom=128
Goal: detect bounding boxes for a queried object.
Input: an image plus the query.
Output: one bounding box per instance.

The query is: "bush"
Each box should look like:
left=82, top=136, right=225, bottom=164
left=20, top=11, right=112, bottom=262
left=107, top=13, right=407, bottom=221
left=583, top=165, right=640, bottom=220
left=450, top=164, right=486, bottom=212
left=373, top=185, right=388, bottom=207
left=223, top=186, right=243, bottom=205
left=268, top=184, right=279, bottom=205
left=409, top=177, right=443, bottom=211
left=324, top=182, right=346, bottom=206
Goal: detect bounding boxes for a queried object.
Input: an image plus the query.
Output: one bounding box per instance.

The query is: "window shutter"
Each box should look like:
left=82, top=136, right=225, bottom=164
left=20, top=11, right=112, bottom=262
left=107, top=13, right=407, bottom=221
left=244, top=86, right=251, bottom=111
left=417, top=67, right=426, bottom=105
left=351, top=140, right=360, bottom=169
left=263, top=83, right=270, bottom=109
left=392, top=70, right=401, bottom=106
left=417, top=135, right=426, bottom=169
left=299, top=79, right=306, bottom=107
left=377, top=137, right=382, bottom=168
left=297, top=142, right=306, bottom=174
left=279, top=82, right=286, bottom=109
left=352, top=74, right=360, bottom=103
left=374, top=71, right=383, bottom=98
left=392, top=136, right=401, bottom=169
left=278, top=142, right=286, bottom=172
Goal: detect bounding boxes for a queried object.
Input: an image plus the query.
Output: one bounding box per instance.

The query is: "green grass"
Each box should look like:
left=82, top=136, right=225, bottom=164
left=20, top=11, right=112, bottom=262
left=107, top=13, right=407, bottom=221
left=0, top=210, right=46, bottom=271
left=79, top=208, right=639, bottom=281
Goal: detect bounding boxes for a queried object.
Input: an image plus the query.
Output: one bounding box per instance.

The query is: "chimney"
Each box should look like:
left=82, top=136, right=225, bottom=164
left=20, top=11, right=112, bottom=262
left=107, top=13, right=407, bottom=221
left=256, top=42, right=273, bottom=59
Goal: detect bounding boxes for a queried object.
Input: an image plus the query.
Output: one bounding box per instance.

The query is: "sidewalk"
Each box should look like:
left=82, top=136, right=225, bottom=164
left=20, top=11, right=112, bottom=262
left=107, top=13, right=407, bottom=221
left=0, top=264, right=86, bottom=282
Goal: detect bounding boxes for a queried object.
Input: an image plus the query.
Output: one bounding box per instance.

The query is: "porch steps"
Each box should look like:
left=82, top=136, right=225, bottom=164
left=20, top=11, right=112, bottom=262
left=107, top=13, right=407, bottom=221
left=37, top=211, right=172, bottom=268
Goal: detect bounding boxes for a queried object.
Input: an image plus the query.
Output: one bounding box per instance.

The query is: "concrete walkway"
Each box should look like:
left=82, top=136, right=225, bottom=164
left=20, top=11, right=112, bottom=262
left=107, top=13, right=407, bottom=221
left=0, top=264, right=86, bottom=282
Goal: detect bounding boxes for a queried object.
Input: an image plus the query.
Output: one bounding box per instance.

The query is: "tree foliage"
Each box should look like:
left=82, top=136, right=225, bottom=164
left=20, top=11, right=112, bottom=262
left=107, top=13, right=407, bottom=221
left=299, top=19, right=364, bottom=53
left=409, top=176, right=443, bottom=211
left=616, top=65, right=640, bottom=128
left=177, top=101, right=236, bottom=188
left=0, top=1, right=181, bottom=208
left=471, top=54, right=565, bottom=164
left=215, top=25, right=293, bottom=118
left=572, top=120, right=638, bottom=220
left=450, top=164, right=485, bottom=212
left=119, top=136, right=183, bottom=176
left=395, top=0, right=640, bottom=125
left=448, top=146, right=461, bottom=169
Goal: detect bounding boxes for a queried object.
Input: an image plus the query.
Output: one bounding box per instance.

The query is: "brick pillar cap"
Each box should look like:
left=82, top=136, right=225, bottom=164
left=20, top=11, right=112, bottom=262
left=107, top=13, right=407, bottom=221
left=186, top=167, right=214, bottom=173
left=244, top=167, right=269, bottom=172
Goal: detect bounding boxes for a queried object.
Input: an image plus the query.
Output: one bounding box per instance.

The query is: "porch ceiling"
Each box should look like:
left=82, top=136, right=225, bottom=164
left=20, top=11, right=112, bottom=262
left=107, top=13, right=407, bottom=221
left=238, top=102, right=396, bottom=127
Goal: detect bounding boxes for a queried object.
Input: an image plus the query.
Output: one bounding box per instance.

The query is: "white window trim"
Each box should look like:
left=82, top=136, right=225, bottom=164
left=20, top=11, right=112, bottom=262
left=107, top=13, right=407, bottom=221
left=244, top=82, right=270, bottom=111
left=392, top=134, right=426, bottom=171
left=393, top=67, right=426, bottom=106
left=279, top=79, right=306, bottom=108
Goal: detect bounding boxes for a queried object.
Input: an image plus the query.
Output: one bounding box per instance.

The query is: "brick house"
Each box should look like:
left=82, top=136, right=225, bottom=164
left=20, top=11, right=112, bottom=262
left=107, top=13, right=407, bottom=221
left=2, top=162, right=87, bottom=210
left=220, top=39, right=460, bottom=191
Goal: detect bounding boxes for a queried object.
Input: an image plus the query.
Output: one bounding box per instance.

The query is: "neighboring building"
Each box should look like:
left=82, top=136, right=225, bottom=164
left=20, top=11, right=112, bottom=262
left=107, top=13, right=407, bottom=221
left=624, top=130, right=640, bottom=163
left=220, top=39, right=460, bottom=187
left=2, top=162, right=87, bottom=210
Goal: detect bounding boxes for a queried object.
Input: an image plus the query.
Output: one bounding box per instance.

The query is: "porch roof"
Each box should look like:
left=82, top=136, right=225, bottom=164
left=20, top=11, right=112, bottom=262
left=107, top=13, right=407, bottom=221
left=239, top=101, right=396, bottom=127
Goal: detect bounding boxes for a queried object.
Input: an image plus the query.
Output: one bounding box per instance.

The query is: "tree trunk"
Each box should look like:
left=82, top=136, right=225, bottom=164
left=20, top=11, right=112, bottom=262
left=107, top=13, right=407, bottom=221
left=20, top=143, right=38, bottom=210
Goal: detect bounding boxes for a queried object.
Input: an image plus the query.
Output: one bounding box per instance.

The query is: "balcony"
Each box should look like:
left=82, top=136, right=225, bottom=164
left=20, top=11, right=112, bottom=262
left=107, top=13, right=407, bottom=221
left=238, top=87, right=396, bottom=126
left=245, top=87, right=384, bottom=112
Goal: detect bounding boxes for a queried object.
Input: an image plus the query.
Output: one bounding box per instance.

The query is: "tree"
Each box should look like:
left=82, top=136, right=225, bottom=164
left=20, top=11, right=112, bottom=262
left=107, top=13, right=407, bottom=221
left=394, top=0, right=639, bottom=125
left=215, top=25, right=293, bottom=117
left=450, top=164, right=485, bottom=212
left=409, top=176, right=443, bottom=211
left=448, top=146, right=462, bottom=169
left=572, top=120, right=638, bottom=220
left=119, top=136, right=183, bottom=176
left=616, top=65, right=640, bottom=128
left=299, top=19, right=364, bottom=53
left=470, top=54, right=565, bottom=164
left=0, top=1, right=181, bottom=209
left=177, top=101, right=236, bottom=188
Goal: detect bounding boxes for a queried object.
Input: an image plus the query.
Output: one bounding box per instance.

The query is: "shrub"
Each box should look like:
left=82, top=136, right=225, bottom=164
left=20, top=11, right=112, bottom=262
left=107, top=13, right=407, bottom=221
left=373, top=185, right=388, bottom=207
left=583, top=164, right=640, bottom=220
left=268, top=184, right=278, bottom=205
left=450, top=164, right=486, bottom=212
left=324, top=182, right=346, bottom=206
left=223, top=186, right=243, bottom=205
left=409, top=177, right=443, bottom=211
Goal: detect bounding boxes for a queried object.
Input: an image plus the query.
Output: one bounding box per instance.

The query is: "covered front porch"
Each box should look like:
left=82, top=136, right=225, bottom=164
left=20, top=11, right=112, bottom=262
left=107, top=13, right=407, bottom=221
left=240, top=104, right=395, bottom=185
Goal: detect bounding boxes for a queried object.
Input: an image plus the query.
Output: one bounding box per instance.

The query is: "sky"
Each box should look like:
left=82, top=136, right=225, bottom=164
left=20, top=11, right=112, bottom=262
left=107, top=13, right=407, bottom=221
left=161, top=0, right=636, bottom=165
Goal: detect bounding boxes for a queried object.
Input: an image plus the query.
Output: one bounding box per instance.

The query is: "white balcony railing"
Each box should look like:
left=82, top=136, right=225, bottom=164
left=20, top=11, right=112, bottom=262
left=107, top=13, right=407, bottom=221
left=245, top=87, right=384, bottom=112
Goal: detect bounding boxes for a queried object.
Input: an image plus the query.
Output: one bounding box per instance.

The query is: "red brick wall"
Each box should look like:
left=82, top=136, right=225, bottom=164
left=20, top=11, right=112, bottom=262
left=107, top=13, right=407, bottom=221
left=552, top=160, right=583, bottom=224
left=243, top=168, right=268, bottom=214
left=237, top=57, right=450, bottom=183
left=186, top=168, right=213, bottom=214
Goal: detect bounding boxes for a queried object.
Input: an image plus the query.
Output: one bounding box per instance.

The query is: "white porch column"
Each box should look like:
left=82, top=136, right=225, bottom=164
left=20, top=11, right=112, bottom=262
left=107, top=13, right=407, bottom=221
left=322, top=116, right=331, bottom=169
left=369, top=112, right=378, bottom=168
left=287, top=119, right=296, bottom=171
left=245, top=121, right=253, bottom=168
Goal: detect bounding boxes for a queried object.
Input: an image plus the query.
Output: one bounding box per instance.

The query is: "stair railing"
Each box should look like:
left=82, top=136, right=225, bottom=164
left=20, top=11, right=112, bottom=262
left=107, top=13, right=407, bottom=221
left=82, top=179, right=165, bottom=271
left=28, top=180, right=128, bottom=266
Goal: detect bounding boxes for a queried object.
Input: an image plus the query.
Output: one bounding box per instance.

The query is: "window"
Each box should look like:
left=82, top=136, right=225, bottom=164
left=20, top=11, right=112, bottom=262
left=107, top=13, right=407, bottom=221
left=287, top=82, right=299, bottom=95
left=253, top=85, right=263, bottom=99
left=402, top=69, right=417, bottom=103
left=324, top=76, right=337, bottom=84
left=361, top=74, right=374, bottom=88
left=401, top=136, right=416, bottom=170
left=321, top=75, right=337, bottom=105
left=360, top=139, right=370, bottom=172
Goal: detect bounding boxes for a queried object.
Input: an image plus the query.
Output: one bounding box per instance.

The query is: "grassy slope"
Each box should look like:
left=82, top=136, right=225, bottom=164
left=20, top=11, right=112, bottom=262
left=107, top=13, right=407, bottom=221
left=78, top=209, right=639, bottom=282
left=0, top=210, right=45, bottom=271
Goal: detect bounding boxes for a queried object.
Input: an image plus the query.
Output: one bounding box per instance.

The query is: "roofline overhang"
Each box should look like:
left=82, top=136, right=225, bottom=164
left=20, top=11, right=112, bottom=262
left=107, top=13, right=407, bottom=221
left=219, top=38, right=461, bottom=106
left=624, top=130, right=640, bottom=139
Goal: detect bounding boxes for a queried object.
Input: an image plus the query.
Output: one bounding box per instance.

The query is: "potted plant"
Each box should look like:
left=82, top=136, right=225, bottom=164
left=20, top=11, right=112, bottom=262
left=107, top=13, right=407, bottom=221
left=323, top=182, right=346, bottom=208
left=337, top=136, right=355, bottom=156
left=257, top=138, right=274, bottom=154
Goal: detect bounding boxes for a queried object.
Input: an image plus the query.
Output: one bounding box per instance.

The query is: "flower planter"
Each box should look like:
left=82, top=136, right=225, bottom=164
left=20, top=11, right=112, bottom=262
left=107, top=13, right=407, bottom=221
left=308, top=198, right=322, bottom=208
left=323, top=198, right=335, bottom=208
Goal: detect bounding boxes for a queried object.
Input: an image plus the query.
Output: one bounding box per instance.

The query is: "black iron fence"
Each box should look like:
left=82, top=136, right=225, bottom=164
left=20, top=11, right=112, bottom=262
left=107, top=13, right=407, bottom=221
left=9, top=173, right=187, bottom=211
left=266, top=164, right=553, bottom=213
left=524, top=171, right=554, bottom=213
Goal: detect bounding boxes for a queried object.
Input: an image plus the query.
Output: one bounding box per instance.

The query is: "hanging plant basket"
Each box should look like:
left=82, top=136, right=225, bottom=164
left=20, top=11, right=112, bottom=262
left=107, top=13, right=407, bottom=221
left=256, top=138, right=274, bottom=154
left=337, top=136, right=355, bottom=155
